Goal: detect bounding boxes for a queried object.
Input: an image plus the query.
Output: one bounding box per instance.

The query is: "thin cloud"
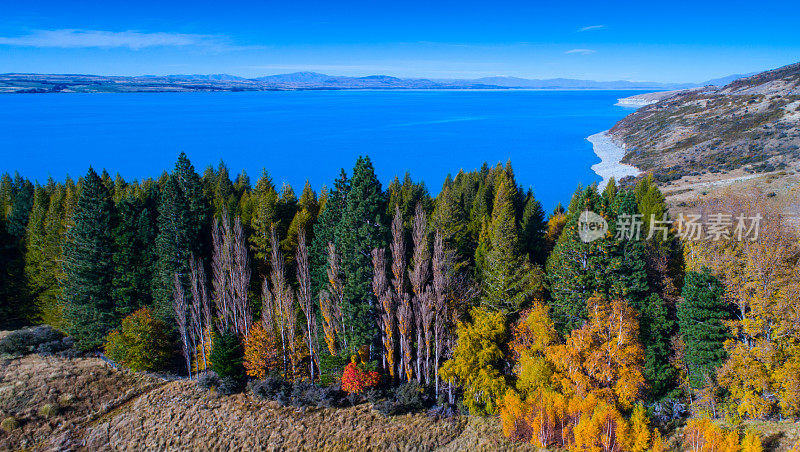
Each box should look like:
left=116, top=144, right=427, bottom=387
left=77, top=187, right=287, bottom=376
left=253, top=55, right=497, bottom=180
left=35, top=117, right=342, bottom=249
left=565, top=48, right=596, bottom=55
left=578, top=25, right=606, bottom=32
left=0, top=29, right=236, bottom=50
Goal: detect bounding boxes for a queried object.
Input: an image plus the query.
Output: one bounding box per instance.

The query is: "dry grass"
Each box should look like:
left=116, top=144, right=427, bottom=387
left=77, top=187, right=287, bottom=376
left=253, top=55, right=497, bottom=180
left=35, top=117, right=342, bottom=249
left=0, top=354, right=163, bottom=450
left=75, top=381, right=535, bottom=451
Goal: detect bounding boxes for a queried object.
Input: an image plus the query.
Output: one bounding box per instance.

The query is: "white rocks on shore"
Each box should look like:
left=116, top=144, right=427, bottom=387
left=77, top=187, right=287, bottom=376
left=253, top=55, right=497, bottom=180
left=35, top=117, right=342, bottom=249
left=587, top=131, right=641, bottom=189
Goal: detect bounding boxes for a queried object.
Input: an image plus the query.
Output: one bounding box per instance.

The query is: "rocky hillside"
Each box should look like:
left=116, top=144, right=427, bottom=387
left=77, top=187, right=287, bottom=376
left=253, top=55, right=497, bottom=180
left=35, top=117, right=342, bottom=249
left=609, top=62, right=800, bottom=183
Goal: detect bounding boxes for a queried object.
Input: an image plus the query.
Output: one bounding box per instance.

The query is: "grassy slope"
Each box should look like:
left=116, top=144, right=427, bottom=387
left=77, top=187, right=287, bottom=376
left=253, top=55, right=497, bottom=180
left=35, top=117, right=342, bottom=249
left=0, top=353, right=534, bottom=451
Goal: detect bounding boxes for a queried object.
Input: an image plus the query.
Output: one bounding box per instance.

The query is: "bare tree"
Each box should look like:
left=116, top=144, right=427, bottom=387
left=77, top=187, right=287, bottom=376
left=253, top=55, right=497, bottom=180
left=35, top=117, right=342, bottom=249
left=432, top=230, right=452, bottom=396
left=231, top=216, right=252, bottom=336
left=189, top=256, right=211, bottom=372
left=211, top=210, right=252, bottom=337
left=409, top=203, right=431, bottom=383
left=173, top=273, right=192, bottom=378
left=372, top=247, right=396, bottom=380
left=269, top=225, right=290, bottom=377
left=390, top=206, right=412, bottom=381
left=320, top=242, right=345, bottom=356
left=261, top=276, right=276, bottom=333
left=296, top=228, right=318, bottom=381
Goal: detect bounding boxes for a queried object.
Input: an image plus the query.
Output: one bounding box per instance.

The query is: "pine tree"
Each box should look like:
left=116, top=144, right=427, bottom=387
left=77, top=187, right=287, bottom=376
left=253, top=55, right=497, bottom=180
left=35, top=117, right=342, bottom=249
left=678, top=268, right=731, bottom=388
left=0, top=175, right=34, bottom=327
left=546, top=186, right=606, bottom=333
left=519, top=188, right=547, bottom=266
left=113, top=190, right=158, bottom=317
left=38, top=184, right=69, bottom=326
left=335, top=156, right=387, bottom=351
left=311, top=169, right=349, bottom=296
left=62, top=168, right=117, bottom=350
left=249, top=169, right=279, bottom=282
left=153, top=153, right=209, bottom=322
left=24, top=184, right=50, bottom=320
left=480, top=172, right=529, bottom=312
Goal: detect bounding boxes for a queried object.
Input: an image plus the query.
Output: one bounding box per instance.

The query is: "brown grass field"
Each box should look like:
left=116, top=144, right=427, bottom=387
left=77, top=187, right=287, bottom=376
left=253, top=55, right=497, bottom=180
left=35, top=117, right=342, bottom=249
left=0, top=352, right=536, bottom=451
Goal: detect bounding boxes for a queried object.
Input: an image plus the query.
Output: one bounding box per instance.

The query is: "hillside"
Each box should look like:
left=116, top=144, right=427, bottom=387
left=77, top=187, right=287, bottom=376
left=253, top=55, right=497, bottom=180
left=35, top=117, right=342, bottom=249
left=609, top=62, right=800, bottom=184
left=0, top=352, right=531, bottom=451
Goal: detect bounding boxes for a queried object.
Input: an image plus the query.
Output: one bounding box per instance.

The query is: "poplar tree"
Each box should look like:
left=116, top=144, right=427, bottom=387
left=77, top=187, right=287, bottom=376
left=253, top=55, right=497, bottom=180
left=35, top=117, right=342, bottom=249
left=62, top=168, right=117, bottom=350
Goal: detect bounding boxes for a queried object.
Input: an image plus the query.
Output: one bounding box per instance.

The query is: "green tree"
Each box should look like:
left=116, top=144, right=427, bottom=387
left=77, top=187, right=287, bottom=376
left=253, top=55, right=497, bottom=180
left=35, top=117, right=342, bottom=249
left=113, top=190, right=158, bottom=317
left=519, top=188, right=547, bottom=266
left=311, top=169, right=349, bottom=296
left=480, top=172, right=530, bottom=312
left=153, top=153, right=209, bottom=323
left=678, top=268, right=731, bottom=388
left=62, top=168, right=117, bottom=350
left=211, top=330, right=245, bottom=379
left=335, top=156, right=387, bottom=351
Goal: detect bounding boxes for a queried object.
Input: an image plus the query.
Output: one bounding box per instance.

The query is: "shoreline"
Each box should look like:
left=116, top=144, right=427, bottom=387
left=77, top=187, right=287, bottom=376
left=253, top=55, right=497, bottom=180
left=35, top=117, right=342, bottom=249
left=587, top=130, right=641, bottom=189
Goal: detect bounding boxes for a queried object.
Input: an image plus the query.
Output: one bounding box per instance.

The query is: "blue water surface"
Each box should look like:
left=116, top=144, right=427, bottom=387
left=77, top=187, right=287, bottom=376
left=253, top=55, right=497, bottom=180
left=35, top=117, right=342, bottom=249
left=0, top=89, right=639, bottom=209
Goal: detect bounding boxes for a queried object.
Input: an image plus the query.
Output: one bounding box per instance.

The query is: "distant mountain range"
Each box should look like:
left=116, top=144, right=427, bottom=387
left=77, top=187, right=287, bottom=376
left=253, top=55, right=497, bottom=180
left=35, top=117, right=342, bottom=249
left=0, top=71, right=748, bottom=94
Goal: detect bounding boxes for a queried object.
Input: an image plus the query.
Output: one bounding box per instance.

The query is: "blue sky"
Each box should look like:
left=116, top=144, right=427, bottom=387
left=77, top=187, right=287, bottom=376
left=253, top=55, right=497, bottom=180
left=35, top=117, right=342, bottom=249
left=1, top=0, right=798, bottom=83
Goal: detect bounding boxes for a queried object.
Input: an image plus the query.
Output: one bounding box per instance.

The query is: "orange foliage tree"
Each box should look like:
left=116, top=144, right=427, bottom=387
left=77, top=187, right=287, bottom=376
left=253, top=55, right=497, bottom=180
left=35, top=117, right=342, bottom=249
left=243, top=322, right=280, bottom=379
left=341, top=358, right=380, bottom=394
left=549, top=295, right=645, bottom=409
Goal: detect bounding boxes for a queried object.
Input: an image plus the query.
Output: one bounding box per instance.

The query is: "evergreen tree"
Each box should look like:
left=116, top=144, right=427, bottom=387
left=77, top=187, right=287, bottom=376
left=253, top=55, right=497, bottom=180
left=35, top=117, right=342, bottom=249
left=62, top=168, right=117, bottom=350
left=153, top=153, right=209, bottom=322
left=113, top=190, right=158, bottom=317
left=335, top=156, right=387, bottom=351
left=311, top=169, right=349, bottom=296
left=480, top=172, right=530, bottom=312
left=546, top=186, right=606, bottom=333
left=519, top=188, right=547, bottom=266
left=24, top=184, right=50, bottom=316
left=249, top=169, right=279, bottom=282
left=678, top=268, right=731, bottom=388
left=0, top=176, right=34, bottom=327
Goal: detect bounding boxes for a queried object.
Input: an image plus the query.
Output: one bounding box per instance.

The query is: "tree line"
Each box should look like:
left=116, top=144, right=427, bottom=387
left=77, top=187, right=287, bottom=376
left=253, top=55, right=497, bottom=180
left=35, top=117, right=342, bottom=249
left=2, top=153, right=798, bottom=451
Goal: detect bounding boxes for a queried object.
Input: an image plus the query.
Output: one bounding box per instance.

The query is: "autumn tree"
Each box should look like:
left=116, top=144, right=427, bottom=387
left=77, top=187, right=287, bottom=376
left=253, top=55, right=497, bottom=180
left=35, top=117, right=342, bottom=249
left=440, top=307, right=509, bottom=415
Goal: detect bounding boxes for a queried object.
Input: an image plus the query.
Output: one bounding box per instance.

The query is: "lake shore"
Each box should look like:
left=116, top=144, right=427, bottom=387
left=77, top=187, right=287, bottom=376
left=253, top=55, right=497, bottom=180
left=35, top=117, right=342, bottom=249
left=587, top=130, right=641, bottom=189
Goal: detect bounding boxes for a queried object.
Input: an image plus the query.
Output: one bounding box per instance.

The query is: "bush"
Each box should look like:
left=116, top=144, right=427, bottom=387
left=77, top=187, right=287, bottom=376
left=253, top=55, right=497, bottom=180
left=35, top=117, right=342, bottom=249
left=373, top=381, right=432, bottom=416
left=58, top=393, right=75, bottom=407
left=340, top=361, right=380, bottom=394
left=1, top=416, right=19, bottom=432
left=218, top=376, right=244, bottom=395
left=210, top=330, right=245, bottom=379
left=104, top=308, right=172, bottom=371
left=0, top=325, right=66, bottom=356
left=38, top=403, right=59, bottom=418
left=197, top=371, right=221, bottom=391
left=249, top=377, right=345, bottom=408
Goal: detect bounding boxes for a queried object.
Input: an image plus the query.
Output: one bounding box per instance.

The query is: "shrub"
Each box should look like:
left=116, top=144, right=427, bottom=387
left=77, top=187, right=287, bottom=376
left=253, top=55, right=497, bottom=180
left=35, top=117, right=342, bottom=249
left=0, top=325, right=65, bottom=356
left=58, top=393, right=75, bottom=407
left=249, top=375, right=291, bottom=401
left=38, top=403, right=59, bottom=418
left=218, top=376, right=244, bottom=395
left=210, top=330, right=245, bottom=379
left=340, top=361, right=379, bottom=394
left=197, top=371, right=221, bottom=391
left=104, top=308, right=172, bottom=371
left=1, top=416, right=19, bottom=432
left=373, top=381, right=431, bottom=416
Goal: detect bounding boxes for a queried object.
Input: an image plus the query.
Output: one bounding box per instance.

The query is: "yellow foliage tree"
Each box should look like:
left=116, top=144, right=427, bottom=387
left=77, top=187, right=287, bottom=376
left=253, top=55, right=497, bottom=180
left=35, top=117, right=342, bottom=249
left=686, top=191, right=800, bottom=418
left=548, top=295, right=645, bottom=409
left=741, top=430, right=763, bottom=452
left=627, top=403, right=651, bottom=452
left=243, top=323, right=280, bottom=379
left=440, top=307, right=508, bottom=415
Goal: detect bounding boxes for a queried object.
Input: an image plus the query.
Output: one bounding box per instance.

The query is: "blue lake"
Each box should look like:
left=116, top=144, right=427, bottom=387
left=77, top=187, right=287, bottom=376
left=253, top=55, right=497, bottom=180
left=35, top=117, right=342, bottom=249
left=0, top=90, right=639, bottom=209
